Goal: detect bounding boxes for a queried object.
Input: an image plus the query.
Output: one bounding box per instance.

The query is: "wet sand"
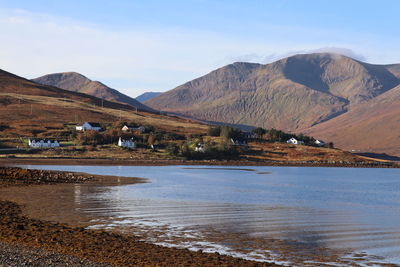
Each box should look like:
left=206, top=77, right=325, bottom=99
left=0, top=167, right=278, bottom=266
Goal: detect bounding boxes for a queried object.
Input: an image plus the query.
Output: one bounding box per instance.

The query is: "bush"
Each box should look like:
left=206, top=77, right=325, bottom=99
left=30, top=129, right=46, bottom=136
left=220, top=126, right=243, bottom=140
left=76, top=131, right=105, bottom=145
left=252, top=127, right=266, bottom=138
left=166, top=143, right=180, bottom=155
left=207, top=126, right=221, bottom=136
left=0, top=124, right=10, bottom=131
left=163, top=132, right=185, bottom=140
left=180, top=141, right=239, bottom=160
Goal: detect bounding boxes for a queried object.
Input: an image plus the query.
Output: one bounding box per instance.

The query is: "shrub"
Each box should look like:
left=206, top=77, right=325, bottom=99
left=166, top=143, right=180, bottom=155
left=252, top=127, right=266, bottom=138
left=0, top=124, right=10, bottom=131
left=180, top=141, right=239, bottom=160
left=220, top=126, right=243, bottom=140
left=207, top=126, right=221, bottom=136
left=76, top=131, right=104, bottom=145
left=163, top=132, right=185, bottom=140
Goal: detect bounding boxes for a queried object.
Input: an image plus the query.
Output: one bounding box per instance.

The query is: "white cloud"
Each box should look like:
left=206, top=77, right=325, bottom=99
left=0, top=8, right=398, bottom=97
left=228, top=47, right=368, bottom=65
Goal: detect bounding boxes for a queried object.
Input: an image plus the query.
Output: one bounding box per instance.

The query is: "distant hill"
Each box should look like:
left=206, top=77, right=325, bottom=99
left=305, top=84, right=400, bottom=156
left=145, top=53, right=399, bottom=132
left=136, top=92, right=162, bottom=103
left=0, top=68, right=207, bottom=138
left=33, top=72, right=152, bottom=111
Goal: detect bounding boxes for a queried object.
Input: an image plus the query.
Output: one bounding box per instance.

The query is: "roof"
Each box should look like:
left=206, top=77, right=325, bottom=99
left=86, top=122, right=102, bottom=127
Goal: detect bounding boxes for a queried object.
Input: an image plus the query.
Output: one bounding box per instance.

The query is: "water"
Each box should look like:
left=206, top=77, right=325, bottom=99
left=19, top=165, right=400, bottom=266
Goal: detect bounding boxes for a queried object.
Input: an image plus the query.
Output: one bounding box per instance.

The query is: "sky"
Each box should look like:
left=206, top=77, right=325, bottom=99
left=1, top=0, right=399, bottom=97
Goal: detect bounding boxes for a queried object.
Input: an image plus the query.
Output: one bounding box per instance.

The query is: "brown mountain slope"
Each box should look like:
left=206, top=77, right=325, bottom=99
left=0, top=69, right=207, bottom=138
left=386, top=64, right=400, bottom=79
left=0, top=69, right=145, bottom=111
left=304, top=84, right=400, bottom=156
left=145, top=53, right=399, bottom=131
left=33, top=72, right=152, bottom=111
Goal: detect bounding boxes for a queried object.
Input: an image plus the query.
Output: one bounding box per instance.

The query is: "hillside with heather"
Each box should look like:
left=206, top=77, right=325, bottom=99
left=145, top=53, right=400, bottom=155
left=33, top=72, right=152, bottom=111
left=305, top=84, right=400, bottom=156
left=145, top=53, right=399, bottom=131
left=0, top=68, right=207, bottom=139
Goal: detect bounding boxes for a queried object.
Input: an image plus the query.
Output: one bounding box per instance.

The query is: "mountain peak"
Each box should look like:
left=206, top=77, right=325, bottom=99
left=33, top=72, right=152, bottom=111
left=145, top=52, right=399, bottom=131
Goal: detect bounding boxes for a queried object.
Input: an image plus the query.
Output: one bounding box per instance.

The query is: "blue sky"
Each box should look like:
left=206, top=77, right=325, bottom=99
left=1, top=0, right=399, bottom=97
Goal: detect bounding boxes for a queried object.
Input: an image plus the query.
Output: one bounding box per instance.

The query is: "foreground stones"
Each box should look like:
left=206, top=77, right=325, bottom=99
left=0, top=167, right=93, bottom=186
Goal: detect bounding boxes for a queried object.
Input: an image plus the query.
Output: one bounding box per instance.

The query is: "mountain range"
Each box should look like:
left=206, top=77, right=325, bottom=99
left=2, top=52, right=399, bottom=156
left=136, top=92, right=162, bottom=103
left=33, top=72, right=151, bottom=111
left=144, top=53, right=400, bottom=156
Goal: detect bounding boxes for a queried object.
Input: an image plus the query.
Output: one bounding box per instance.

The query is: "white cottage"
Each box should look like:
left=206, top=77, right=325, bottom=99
left=76, top=122, right=102, bottom=131
left=118, top=137, right=136, bottom=149
left=230, top=138, right=247, bottom=146
left=195, top=143, right=206, bottom=153
left=286, top=137, right=304, bottom=145
left=28, top=139, right=60, bottom=148
left=314, top=139, right=325, bottom=147
left=121, top=125, right=146, bottom=133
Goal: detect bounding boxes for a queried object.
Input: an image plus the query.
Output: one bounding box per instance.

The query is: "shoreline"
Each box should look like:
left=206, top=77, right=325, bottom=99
left=1, top=157, right=398, bottom=168
left=0, top=166, right=278, bottom=266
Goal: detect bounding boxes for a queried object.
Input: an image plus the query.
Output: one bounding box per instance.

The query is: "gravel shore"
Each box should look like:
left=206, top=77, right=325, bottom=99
left=0, top=241, right=109, bottom=267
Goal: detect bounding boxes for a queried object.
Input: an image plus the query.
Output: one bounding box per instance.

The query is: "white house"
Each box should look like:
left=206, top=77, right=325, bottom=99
left=121, top=125, right=131, bottom=132
left=287, top=137, right=304, bottom=145
left=118, top=137, right=136, bottom=149
left=195, top=143, right=206, bottom=153
left=230, top=138, right=247, bottom=146
left=28, top=139, right=60, bottom=148
left=121, top=125, right=146, bottom=133
left=314, top=139, right=325, bottom=147
left=76, top=122, right=102, bottom=131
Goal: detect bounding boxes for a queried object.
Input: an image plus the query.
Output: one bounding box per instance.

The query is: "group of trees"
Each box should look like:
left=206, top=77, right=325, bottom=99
left=166, top=140, right=240, bottom=160
left=207, top=125, right=333, bottom=148
left=207, top=125, right=243, bottom=140
left=251, top=127, right=333, bottom=147
left=76, top=130, right=120, bottom=146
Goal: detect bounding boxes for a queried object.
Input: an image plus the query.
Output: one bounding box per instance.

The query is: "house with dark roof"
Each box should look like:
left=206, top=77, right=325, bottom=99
left=76, top=122, right=102, bottom=131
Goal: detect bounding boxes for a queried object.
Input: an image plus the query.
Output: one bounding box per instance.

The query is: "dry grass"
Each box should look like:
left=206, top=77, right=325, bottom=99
left=0, top=93, right=208, bottom=140
left=242, top=142, right=366, bottom=162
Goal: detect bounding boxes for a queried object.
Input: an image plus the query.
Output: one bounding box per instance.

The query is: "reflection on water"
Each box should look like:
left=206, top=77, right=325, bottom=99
left=14, top=165, right=400, bottom=266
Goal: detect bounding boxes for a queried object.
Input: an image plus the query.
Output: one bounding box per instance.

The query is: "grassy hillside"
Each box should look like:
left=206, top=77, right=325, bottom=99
left=0, top=69, right=207, bottom=140
left=33, top=72, right=152, bottom=111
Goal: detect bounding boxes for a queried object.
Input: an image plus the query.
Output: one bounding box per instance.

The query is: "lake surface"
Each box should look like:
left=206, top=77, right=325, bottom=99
left=19, top=165, right=400, bottom=266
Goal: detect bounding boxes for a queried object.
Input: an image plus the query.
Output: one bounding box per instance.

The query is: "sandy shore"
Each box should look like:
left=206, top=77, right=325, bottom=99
left=1, top=157, right=398, bottom=168
left=0, top=167, right=279, bottom=266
